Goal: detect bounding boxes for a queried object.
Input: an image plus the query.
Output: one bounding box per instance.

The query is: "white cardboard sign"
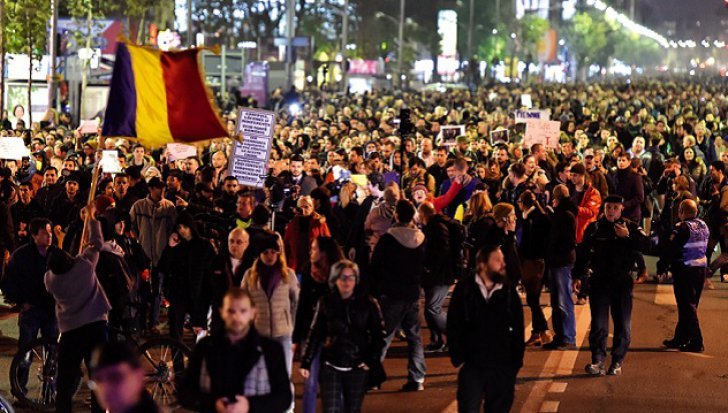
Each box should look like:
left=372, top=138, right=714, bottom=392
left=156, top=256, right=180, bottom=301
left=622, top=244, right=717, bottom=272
left=524, top=120, right=561, bottom=148
left=166, top=143, right=198, bottom=162
left=100, top=150, right=122, bottom=173
left=228, top=108, right=276, bottom=188
left=515, top=109, right=550, bottom=123
left=0, top=137, right=30, bottom=160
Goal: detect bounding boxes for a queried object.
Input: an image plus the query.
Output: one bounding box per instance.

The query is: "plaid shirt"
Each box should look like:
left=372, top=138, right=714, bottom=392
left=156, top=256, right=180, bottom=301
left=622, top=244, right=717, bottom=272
left=199, top=346, right=272, bottom=397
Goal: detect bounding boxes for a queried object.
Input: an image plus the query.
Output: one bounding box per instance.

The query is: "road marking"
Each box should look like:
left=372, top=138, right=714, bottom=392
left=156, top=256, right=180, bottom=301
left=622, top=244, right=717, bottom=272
left=519, top=304, right=591, bottom=413
left=539, top=401, right=560, bottom=412
left=654, top=284, right=677, bottom=306
left=549, top=382, right=568, bottom=393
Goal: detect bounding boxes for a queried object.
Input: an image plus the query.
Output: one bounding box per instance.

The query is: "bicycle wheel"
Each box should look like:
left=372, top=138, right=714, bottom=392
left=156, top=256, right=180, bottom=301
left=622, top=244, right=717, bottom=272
left=0, top=394, right=14, bottom=413
left=9, top=338, right=62, bottom=412
left=139, top=337, right=191, bottom=409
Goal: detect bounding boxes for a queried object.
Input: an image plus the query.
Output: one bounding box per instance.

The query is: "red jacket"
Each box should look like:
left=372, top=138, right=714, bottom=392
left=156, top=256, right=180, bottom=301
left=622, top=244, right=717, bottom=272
left=575, top=184, right=601, bottom=243
left=283, top=213, right=331, bottom=272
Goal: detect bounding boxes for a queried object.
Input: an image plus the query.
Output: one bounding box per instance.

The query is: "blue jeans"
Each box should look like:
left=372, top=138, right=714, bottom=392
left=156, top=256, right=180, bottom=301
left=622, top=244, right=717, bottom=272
left=589, top=287, right=632, bottom=364
left=273, top=335, right=294, bottom=377
left=424, top=285, right=449, bottom=345
left=549, top=266, right=576, bottom=344
left=380, top=296, right=426, bottom=383
left=302, top=350, right=321, bottom=413
left=17, top=306, right=58, bottom=391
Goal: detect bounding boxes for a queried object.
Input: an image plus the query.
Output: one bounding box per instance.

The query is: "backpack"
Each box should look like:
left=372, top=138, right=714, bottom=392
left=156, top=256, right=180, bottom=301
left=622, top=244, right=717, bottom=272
left=442, top=216, right=467, bottom=280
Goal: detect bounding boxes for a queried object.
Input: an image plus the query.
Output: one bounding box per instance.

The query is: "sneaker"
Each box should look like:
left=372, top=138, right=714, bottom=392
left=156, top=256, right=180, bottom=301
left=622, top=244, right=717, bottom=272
left=424, top=342, right=446, bottom=353
left=585, top=361, right=606, bottom=376
left=540, top=331, right=555, bottom=346
left=705, top=278, right=715, bottom=290
left=401, top=381, right=424, bottom=392
left=525, top=333, right=542, bottom=347
left=607, top=362, right=622, bottom=376
left=634, top=270, right=649, bottom=284
left=575, top=297, right=588, bottom=305
left=679, top=343, right=704, bottom=353
left=721, top=274, right=728, bottom=283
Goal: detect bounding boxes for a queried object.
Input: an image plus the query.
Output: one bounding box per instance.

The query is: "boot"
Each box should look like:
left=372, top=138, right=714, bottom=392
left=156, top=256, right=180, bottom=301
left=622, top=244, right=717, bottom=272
left=525, top=332, right=542, bottom=346
left=540, top=330, right=554, bottom=345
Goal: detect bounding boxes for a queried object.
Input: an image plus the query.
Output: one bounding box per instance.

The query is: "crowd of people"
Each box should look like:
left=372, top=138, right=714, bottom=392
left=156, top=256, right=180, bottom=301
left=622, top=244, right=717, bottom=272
left=0, top=78, right=727, bottom=413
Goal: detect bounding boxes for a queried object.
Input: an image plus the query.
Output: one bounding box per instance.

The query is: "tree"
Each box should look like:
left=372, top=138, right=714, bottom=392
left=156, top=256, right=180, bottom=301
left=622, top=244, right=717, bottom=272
left=66, top=0, right=117, bottom=120
left=563, top=12, right=608, bottom=81
left=0, top=0, right=5, bottom=116
left=125, top=0, right=175, bottom=44
left=519, top=14, right=548, bottom=58
left=5, top=0, right=51, bottom=125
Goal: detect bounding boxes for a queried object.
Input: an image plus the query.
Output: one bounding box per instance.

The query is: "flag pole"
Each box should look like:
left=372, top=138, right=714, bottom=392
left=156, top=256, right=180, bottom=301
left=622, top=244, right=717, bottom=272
left=77, top=135, right=105, bottom=255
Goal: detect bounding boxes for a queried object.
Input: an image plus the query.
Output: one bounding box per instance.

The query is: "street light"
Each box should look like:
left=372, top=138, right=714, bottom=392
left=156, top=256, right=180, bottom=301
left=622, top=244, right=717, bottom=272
left=375, top=0, right=407, bottom=89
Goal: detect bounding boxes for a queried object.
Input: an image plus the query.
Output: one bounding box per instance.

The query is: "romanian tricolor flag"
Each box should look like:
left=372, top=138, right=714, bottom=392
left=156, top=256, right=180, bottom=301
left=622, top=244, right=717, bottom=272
left=102, top=42, right=228, bottom=147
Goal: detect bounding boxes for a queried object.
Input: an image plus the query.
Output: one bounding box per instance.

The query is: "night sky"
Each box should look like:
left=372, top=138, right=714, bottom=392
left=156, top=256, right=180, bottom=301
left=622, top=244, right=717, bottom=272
left=638, top=0, right=728, bottom=39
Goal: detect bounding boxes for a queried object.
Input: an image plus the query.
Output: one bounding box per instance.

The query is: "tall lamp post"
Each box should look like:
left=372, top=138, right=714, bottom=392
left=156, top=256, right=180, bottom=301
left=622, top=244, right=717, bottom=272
left=376, top=0, right=407, bottom=90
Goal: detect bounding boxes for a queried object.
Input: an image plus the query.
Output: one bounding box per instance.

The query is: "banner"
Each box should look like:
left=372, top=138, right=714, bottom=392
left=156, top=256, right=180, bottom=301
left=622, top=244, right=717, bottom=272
left=228, top=108, right=276, bottom=188
left=166, top=143, right=197, bottom=161
left=0, top=137, right=31, bottom=160
left=524, top=120, right=561, bottom=148
left=515, top=109, right=550, bottom=123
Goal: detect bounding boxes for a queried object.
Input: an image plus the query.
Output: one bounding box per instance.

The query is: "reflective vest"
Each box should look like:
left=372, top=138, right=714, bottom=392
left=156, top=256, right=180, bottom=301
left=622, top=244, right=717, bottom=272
left=681, top=218, right=709, bottom=267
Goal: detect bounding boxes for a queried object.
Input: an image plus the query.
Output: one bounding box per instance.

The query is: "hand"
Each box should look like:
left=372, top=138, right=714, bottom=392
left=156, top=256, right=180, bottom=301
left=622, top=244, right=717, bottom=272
left=357, top=362, right=370, bottom=371
left=175, top=196, right=188, bottom=208
left=614, top=222, right=629, bottom=238
left=227, top=395, right=249, bottom=413
left=83, top=203, right=97, bottom=220
left=192, top=326, right=206, bottom=336
left=299, top=368, right=310, bottom=379
left=572, top=279, right=582, bottom=294
left=168, top=233, right=180, bottom=247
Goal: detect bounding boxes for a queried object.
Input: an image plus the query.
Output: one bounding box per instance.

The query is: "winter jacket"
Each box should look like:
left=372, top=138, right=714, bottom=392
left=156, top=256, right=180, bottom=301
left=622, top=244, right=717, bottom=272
left=518, top=207, right=551, bottom=260
left=283, top=213, right=331, bottom=272
left=241, top=267, right=299, bottom=338
left=447, top=275, right=525, bottom=371
left=546, top=200, right=578, bottom=268
left=466, top=216, right=522, bottom=284
left=44, top=219, right=111, bottom=333
left=612, top=168, right=645, bottom=223
left=422, top=214, right=452, bottom=288
left=1, top=241, right=55, bottom=311
left=570, top=184, right=601, bottom=243
left=364, top=201, right=396, bottom=253
left=301, top=290, right=386, bottom=371
left=370, top=225, right=425, bottom=301
left=292, top=262, right=330, bottom=344
left=130, top=196, right=177, bottom=267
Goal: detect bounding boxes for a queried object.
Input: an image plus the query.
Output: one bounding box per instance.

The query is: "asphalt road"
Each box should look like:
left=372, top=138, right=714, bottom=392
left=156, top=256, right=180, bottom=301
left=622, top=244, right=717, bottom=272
left=2, top=262, right=728, bottom=412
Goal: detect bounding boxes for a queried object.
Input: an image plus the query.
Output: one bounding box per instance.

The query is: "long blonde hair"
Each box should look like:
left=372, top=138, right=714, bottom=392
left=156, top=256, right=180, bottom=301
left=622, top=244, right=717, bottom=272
left=245, top=247, right=291, bottom=290
left=467, top=191, right=493, bottom=221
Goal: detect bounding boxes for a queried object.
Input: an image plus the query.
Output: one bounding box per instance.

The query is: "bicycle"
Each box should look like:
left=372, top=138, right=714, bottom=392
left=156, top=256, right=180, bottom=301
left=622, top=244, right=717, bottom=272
left=9, top=327, right=191, bottom=412
left=0, top=394, right=14, bottom=413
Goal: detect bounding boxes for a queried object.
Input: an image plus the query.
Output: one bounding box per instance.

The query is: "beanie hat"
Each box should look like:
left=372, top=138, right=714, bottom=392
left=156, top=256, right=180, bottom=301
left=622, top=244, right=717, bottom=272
left=492, top=202, right=515, bottom=222
left=94, top=195, right=115, bottom=214
left=456, top=135, right=470, bottom=144
left=254, top=233, right=281, bottom=255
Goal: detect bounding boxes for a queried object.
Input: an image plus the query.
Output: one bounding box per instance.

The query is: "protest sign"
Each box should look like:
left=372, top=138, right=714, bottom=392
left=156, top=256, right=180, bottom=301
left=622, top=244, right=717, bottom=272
left=490, top=129, right=509, bottom=145
left=228, top=108, right=276, bottom=188
left=0, top=137, right=31, bottom=160
left=100, top=150, right=122, bottom=173
left=77, top=119, right=100, bottom=135
left=521, top=94, right=533, bottom=109
left=515, top=109, right=550, bottom=123
left=166, top=143, right=198, bottom=161
left=439, top=125, right=465, bottom=147
left=524, top=120, right=561, bottom=148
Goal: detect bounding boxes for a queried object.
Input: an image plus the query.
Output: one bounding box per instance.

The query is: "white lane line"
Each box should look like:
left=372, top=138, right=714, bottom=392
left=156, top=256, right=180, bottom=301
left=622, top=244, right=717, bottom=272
left=539, top=401, right=560, bottom=412
left=654, top=284, right=677, bottom=306
left=549, top=382, right=568, bottom=393
left=519, top=304, right=591, bottom=413
left=440, top=305, right=553, bottom=413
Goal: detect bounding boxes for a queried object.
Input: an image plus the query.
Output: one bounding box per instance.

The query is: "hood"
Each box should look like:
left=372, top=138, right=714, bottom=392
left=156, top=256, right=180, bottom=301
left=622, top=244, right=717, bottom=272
left=101, top=240, right=125, bottom=257
left=387, top=225, right=425, bottom=249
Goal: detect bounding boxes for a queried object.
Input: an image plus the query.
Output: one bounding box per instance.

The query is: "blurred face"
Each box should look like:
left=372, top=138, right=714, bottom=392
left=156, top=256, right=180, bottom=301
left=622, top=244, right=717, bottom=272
left=186, top=159, right=199, bottom=174
left=496, top=149, right=508, bottom=163
left=236, top=196, right=254, bottom=217
left=133, top=147, right=145, bottom=161
left=413, top=189, right=427, bottom=204
left=43, top=169, right=57, bottom=185
left=684, top=148, right=695, bottom=161
left=114, top=177, right=129, bottom=197
left=223, top=179, right=238, bottom=195
left=212, top=151, right=227, bottom=168
left=335, top=268, right=357, bottom=297
left=617, top=156, right=631, bottom=170
left=290, top=160, right=304, bottom=177
left=32, top=223, right=53, bottom=249
left=64, top=160, right=77, bottom=171
left=604, top=202, right=624, bottom=222
left=570, top=172, right=585, bottom=187
left=721, top=152, right=728, bottom=164
left=299, top=201, right=314, bottom=216
left=478, top=248, right=506, bottom=281
left=228, top=230, right=249, bottom=260
left=66, top=181, right=79, bottom=196
left=221, top=295, right=256, bottom=337
left=435, top=150, right=447, bottom=165
left=710, top=166, right=723, bottom=183
left=260, top=248, right=280, bottom=266
left=92, top=363, right=145, bottom=413
left=114, top=220, right=125, bottom=235
left=177, top=224, right=192, bottom=241
left=632, top=137, right=645, bottom=153
left=525, top=157, right=536, bottom=174
left=421, top=139, right=433, bottom=153
left=19, top=185, right=32, bottom=202
left=166, top=176, right=180, bottom=190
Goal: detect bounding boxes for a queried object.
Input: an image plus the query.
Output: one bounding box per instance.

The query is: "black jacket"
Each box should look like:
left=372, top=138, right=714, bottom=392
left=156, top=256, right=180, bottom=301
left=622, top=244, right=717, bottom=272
left=466, top=216, right=522, bottom=284
left=0, top=241, right=55, bottom=311
left=575, top=217, right=650, bottom=290
left=546, top=200, right=578, bottom=268
left=612, top=168, right=645, bottom=222
left=518, top=207, right=550, bottom=260
left=370, top=225, right=425, bottom=301
left=447, top=275, right=525, bottom=371
left=10, top=199, right=42, bottom=246
left=301, top=290, right=386, bottom=371
left=181, top=328, right=293, bottom=413
left=422, top=214, right=452, bottom=288
left=292, top=262, right=330, bottom=344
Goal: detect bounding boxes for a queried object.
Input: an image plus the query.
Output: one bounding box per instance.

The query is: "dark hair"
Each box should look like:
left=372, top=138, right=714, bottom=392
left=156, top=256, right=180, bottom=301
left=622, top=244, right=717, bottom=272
left=395, top=200, right=416, bottom=224
left=509, top=161, right=526, bottom=178
left=290, top=154, right=305, bottom=163
left=711, top=160, right=726, bottom=173
left=224, top=287, right=255, bottom=307
left=113, top=172, right=129, bottom=181
left=475, top=244, right=501, bottom=266
left=43, top=166, right=58, bottom=175
left=223, top=175, right=238, bottom=183
left=313, top=236, right=344, bottom=266
left=48, top=248, right=76, bottom=275
left=91, top=342, right=141, bottom=375
left=251, top=204, right=270, bottom=226
left=167, top=169, right=183, bottom=180
left=29, top=218, right=52, bottom=236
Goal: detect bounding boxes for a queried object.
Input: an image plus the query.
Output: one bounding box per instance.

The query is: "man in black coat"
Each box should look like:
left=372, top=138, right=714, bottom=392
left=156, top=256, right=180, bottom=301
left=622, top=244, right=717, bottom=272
left=418, top=202, right=451, bottom=353
left=181, top=288, right=293, bottom=413
left=370, top=200, right=427, bottom=391
left=612, top=153, right=645, bottom=223
left=447, top=244, right=525, bottom=413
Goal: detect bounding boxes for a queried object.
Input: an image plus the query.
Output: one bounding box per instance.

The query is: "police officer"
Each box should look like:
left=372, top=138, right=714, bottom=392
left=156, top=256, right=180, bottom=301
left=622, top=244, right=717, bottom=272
left=574, top=194, right=649, bottom=376
left=658, top=199, right=709, bottom=353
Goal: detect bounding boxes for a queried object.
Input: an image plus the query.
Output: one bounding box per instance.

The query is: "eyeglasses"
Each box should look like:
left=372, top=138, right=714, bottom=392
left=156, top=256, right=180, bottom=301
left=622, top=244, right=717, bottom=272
left=338, top=275, right=356, bottom=282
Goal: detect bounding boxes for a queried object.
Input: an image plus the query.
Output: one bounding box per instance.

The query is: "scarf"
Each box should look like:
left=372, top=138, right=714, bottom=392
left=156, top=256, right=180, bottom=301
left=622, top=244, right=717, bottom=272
left=258, top=262, right=282, bottom=298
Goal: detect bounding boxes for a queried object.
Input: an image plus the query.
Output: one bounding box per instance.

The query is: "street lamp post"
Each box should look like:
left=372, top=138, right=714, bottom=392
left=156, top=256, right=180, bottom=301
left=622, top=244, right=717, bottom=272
left=341, top=0, right=349, bottom=93
left=285, top=0, right=296, bottom=90
left=398, top=0, right=405, bottom=89
left=48, top=0, right=58, bottom=110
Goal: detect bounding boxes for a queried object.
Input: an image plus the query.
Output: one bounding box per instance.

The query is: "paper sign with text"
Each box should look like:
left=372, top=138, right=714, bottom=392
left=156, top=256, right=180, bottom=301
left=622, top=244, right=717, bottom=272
left=166, top=143, right=198, bottom=162
left=515, top=109, right=550, bottom=123
left=521, top=94, right=533, bottom=109
left=0, top=137, right=30, bottom=160
left=524, top=120, right=561, bottom=148
left=439, top=125, right=465, bottom=147
left=228, top=108, right=276, bottom=188
left=100, top=150, right=122, bottom=173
